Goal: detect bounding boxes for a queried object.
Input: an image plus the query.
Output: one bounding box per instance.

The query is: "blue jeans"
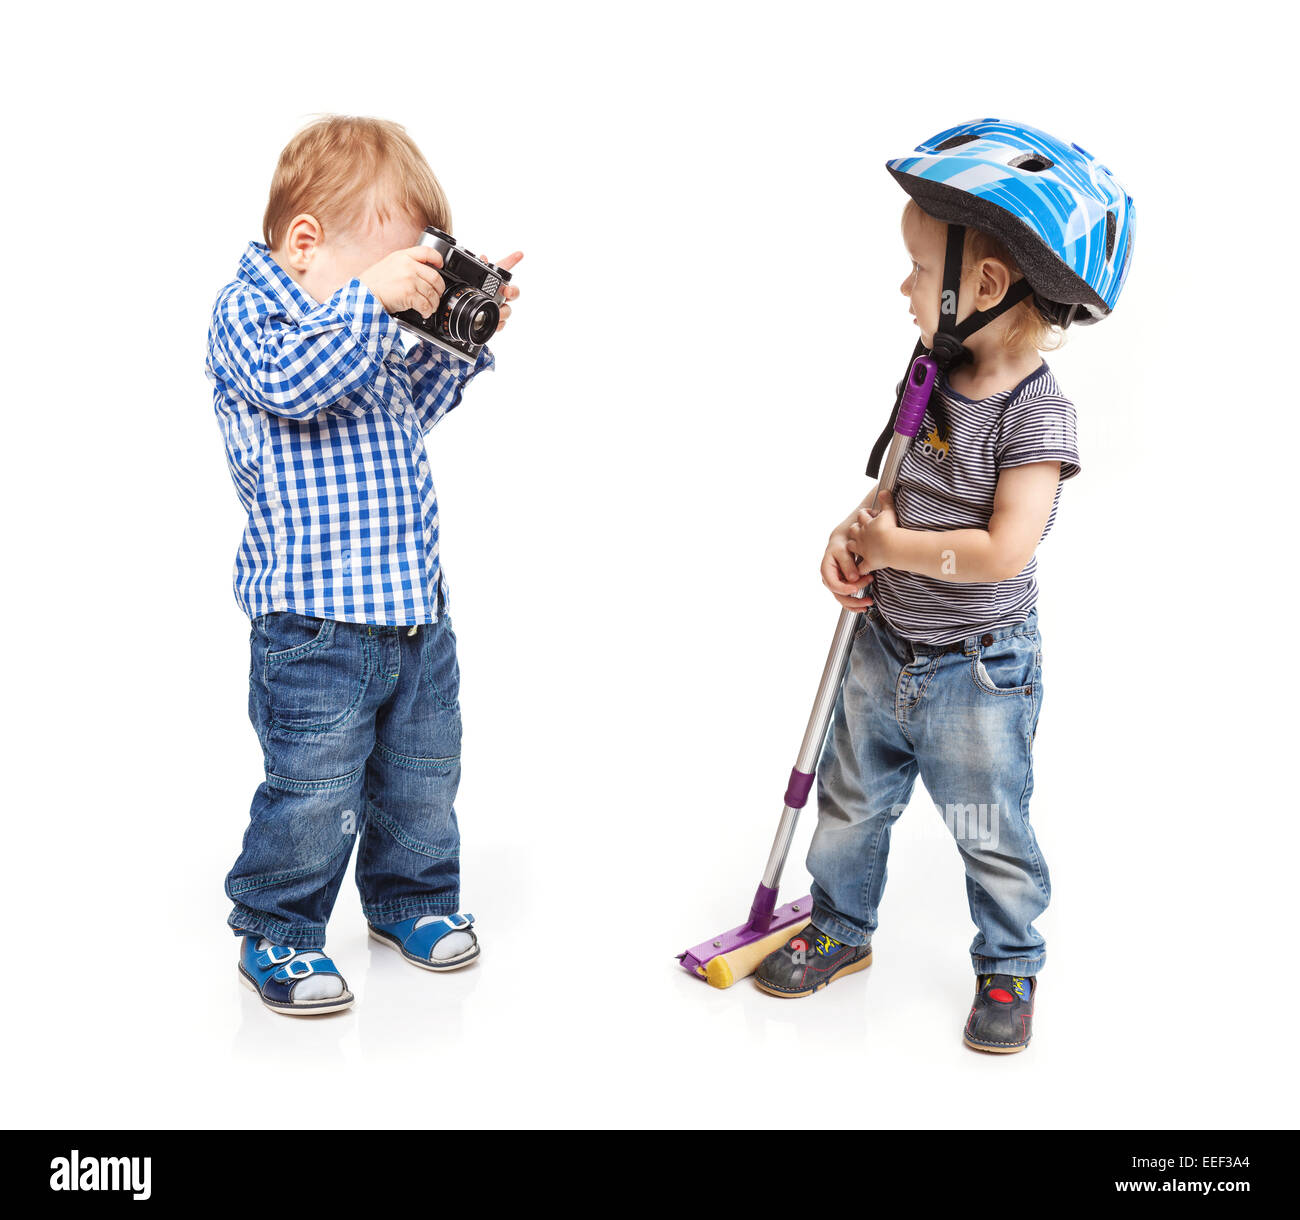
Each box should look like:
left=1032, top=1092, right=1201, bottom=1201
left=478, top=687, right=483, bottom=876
left=226, top=610, right=464, bottom=949
left=808, top=607, right=1049, bottom=975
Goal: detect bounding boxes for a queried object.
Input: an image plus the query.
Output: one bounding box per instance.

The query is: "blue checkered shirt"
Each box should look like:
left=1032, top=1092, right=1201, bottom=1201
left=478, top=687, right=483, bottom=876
left=206, top=241, right=492, bottom=625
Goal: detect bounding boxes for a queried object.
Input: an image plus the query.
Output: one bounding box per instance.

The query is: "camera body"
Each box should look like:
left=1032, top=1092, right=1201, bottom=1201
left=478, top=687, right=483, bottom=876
left=394, top=227, right=512, bottom=363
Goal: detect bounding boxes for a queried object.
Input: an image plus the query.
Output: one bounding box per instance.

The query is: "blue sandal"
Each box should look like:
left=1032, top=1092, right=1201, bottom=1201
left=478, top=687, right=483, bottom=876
left=238, top=936, right=355, bottom=1016
left=367, top=913, right=480, bottom=971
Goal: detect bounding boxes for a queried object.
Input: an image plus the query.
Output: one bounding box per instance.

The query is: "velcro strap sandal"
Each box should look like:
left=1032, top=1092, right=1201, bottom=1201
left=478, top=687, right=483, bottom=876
left=367, top=913, right=480, bottom=971
left=238, top=936, right=354, bottom=1016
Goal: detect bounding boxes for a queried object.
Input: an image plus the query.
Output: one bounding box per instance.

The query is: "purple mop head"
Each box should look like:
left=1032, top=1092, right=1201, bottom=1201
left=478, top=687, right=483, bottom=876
left=678, top=884, right=814, bottom=987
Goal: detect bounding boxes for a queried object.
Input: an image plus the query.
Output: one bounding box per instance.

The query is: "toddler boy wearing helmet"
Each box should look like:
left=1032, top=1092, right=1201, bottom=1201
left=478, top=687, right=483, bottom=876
left=754, top=120, right=1134, bottom=1052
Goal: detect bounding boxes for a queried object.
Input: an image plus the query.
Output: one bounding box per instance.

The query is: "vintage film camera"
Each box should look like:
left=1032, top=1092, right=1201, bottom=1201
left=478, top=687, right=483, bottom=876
left=394, top=227, right=513, bottom=363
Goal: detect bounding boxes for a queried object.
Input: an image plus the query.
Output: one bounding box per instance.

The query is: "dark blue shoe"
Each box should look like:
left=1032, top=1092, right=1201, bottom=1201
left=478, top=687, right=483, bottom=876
left=964, top=974, right=1035, bottom=1052
left=238, top=936, right=354, bottom=1016
left=754, top=926, right=873, bottom=998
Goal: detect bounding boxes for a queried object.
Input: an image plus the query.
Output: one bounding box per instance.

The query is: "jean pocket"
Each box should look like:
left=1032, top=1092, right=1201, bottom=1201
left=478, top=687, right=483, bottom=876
left=970, top=634, right=1038, bottom=697
left=261, top=614, right=367, bottom=732
left=422, top=616, right=461, bottom=711
left=265, top=613, right=333, bottom=663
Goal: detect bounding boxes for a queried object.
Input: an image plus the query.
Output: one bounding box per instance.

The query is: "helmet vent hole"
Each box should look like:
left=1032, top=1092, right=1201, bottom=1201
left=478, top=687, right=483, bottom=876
left=1009, top=153, right=1054, bottom=173
left=935, top=133, right=979, bottom=151
left=1105, top=211, right=1117, bottom=261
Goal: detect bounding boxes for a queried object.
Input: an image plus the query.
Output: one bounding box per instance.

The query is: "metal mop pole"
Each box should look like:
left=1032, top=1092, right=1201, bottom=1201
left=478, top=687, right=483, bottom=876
left=746, top=354, right=939, bottom=930
left=676, top=353, right=941, bottom=982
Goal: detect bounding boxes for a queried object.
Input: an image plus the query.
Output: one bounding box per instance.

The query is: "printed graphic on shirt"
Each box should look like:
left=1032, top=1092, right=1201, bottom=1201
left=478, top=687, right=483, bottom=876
left=916, top=425, right=950, bottom=464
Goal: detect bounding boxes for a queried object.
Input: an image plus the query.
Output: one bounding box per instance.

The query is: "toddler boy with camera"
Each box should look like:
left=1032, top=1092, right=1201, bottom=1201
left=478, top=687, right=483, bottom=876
left=206, top=115, right=521, bottom=1015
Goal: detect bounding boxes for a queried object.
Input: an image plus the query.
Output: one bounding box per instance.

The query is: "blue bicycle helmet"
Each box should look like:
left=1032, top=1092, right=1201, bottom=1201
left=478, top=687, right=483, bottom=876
left=866, top=119, right=1134, bottom=475
left=887, top=117, right=1135, bottom=328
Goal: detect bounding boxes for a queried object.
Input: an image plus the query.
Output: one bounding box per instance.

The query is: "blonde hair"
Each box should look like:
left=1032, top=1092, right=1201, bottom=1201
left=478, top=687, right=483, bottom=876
left=904, top=199, right=1064, bottom=354
left=262, top=115, right=451, bottom=250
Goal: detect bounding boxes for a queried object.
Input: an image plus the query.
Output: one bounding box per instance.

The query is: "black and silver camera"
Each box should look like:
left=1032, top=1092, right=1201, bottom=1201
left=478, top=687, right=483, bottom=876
left=394, top=227, right=512, bottom=363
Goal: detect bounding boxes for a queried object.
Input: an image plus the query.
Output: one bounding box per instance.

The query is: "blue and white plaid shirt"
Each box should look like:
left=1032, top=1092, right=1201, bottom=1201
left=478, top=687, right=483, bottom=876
left=206, top=241, right=492, bottom=625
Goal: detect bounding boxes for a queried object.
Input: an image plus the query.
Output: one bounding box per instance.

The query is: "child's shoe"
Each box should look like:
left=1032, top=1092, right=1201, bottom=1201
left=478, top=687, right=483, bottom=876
left=963, top=973, right=1035, bottom=1052
left=754, top=926, right=872, bottom=997
left=238, top=936, right=354, bottom=1016
left=367, top=913, right=479, bottom=971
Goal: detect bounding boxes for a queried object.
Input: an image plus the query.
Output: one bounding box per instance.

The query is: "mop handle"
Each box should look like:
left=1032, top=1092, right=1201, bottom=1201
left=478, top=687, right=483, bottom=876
left=759, top=355, right=938, bottom=891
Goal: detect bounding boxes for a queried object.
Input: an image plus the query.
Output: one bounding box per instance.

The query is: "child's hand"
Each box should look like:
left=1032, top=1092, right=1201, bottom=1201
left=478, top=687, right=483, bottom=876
left=846, top=490, right=896, bottom=575
left=822, top=518, right=875, bottom=611
left=823, top=492, right=897, bottom=611
left=487, top=251, right=523, bottom=331
left=857, top=489, right=897, bottom=536
left=359, top=246, right=446, bottom=318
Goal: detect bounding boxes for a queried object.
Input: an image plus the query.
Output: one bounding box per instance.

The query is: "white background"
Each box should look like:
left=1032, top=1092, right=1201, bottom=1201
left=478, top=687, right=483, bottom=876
left=2, top=0, right=1295, bottom=1130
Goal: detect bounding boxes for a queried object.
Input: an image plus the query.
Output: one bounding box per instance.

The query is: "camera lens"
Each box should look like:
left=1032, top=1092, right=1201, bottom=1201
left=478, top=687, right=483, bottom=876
left=439, top=286, right=499, bottom=348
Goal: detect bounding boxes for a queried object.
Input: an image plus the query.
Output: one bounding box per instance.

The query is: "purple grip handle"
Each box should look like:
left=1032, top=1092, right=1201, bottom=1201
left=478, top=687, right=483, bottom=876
left=895, top=355, right=938, bottom=439
left=783, top=768, right=815, bottom=809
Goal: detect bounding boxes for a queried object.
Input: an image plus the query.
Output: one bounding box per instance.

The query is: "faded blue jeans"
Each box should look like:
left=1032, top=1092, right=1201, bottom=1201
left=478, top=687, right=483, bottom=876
left=808, top=606, right=1050, bottom=975
left=226, top=609, right=464, bottom=949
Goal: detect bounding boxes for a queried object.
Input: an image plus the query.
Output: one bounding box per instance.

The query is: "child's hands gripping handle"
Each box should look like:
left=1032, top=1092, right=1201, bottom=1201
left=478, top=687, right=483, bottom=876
left=820, top=355, right=936, bottom=613
left=821, top=492, right=896, bottom=612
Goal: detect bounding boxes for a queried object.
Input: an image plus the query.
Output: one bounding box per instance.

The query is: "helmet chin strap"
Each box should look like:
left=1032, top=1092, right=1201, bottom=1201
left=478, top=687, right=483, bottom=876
left=866, top=223, right=1035, bottom=477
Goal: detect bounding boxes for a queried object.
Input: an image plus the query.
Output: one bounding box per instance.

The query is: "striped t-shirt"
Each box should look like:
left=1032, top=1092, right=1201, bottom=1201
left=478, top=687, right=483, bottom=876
left=871, top=361, right=1080, bottom=645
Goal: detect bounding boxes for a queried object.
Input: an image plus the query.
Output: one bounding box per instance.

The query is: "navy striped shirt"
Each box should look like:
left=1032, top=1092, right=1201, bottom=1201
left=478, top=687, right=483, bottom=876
left=206, top=242, right=492, bottom=625
left=872, top=362, right=1080, bottom=644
